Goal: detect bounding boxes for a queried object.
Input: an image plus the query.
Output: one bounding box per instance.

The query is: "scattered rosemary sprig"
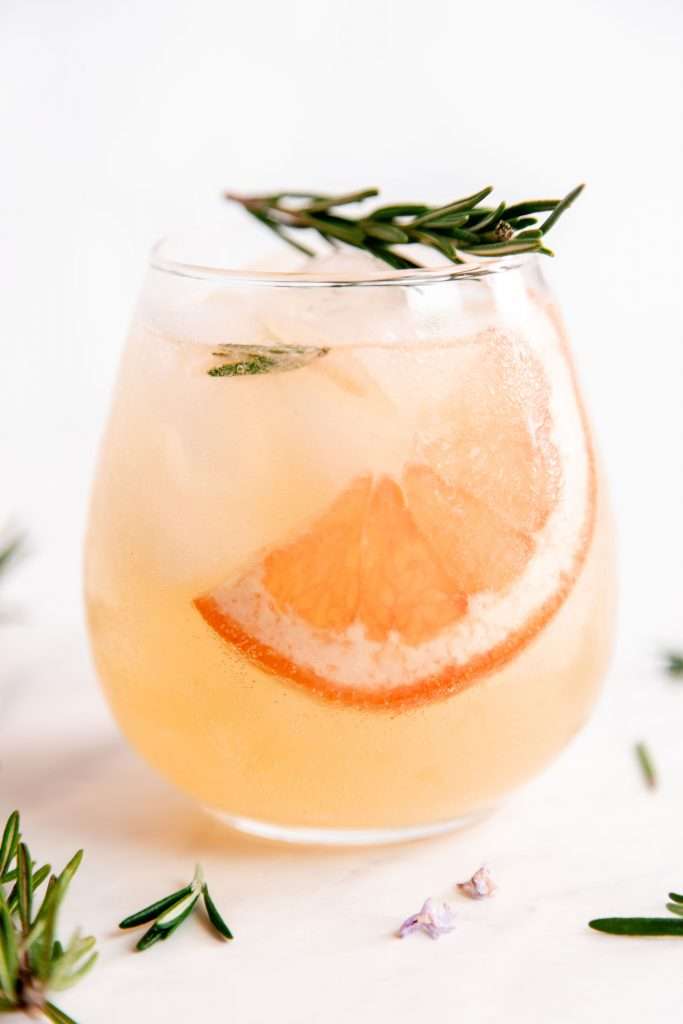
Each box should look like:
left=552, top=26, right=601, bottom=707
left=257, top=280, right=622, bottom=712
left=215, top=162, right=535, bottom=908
left=208, top=344, right=328, bottom=378
left=590, top=916, right=683, bottom=937
left=0, top=810, right=97, bottom=1023
left=634, top=741, right=657, bottom=789
left=664, top=651, right=683, bottom=677
left=590, top=890, right=683, bottom=937
left=119, top=865, right=233, bottom=951
left=0, top=534, right=23, bottom=581
left=224, top=183, right=584, bottom=270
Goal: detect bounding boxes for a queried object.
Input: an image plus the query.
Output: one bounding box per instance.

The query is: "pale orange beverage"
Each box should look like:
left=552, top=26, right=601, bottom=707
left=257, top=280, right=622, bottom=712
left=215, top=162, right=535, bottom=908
left=85, top=242, right=616, bottom=843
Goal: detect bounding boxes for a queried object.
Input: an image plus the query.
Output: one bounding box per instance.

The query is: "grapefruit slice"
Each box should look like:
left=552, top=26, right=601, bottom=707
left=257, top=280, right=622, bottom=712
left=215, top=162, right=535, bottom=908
left=195, top=327, right=595, bottom=709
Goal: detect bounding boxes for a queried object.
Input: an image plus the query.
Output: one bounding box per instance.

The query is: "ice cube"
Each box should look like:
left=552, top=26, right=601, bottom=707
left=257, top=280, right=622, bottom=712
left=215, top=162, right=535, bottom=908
left=242, top=247, right=306, bottom=273
left=260, top=250, right=414, bottom=348
left=296, top=249, right=396, bottom=280
left=348, top=342, right=483, bottom=427
left=177, top=289, right=274, bottom=347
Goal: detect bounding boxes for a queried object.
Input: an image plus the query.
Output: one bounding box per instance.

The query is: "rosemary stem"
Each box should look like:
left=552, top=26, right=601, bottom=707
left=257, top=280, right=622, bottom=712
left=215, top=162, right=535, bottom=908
left=223, top=183, right=583, bottom=268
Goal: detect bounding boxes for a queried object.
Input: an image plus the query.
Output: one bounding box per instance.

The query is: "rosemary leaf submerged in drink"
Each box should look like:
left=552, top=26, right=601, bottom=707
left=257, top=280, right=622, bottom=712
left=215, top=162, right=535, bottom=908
left=224, top=183, right=584, bottom=270
left=208, top=344, right=329, bottom=377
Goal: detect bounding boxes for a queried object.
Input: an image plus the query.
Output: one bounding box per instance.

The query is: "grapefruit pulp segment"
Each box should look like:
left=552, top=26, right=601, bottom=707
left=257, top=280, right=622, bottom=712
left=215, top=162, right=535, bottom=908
left=194, top=328, right=593, bottom=709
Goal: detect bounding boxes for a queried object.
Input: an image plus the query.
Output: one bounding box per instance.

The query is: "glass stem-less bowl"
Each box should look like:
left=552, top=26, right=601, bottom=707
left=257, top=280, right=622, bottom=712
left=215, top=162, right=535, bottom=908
left=85, top=239, right=616, bottom=844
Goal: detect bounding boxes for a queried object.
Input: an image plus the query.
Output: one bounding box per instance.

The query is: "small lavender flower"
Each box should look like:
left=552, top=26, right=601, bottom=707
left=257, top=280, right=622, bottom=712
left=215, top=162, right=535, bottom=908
left=457, top=865, right=497, bottom=900
left=397, top=898, right=457, bottom=940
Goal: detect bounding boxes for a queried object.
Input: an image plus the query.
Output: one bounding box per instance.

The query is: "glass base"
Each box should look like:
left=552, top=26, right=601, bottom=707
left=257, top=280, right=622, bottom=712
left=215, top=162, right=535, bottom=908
left=205, top=806, right=491, bottom=847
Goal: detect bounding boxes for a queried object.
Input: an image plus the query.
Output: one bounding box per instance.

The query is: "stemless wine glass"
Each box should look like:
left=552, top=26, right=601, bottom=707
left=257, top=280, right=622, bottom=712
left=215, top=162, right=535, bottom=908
left=85, top=237, right=616, bottom=844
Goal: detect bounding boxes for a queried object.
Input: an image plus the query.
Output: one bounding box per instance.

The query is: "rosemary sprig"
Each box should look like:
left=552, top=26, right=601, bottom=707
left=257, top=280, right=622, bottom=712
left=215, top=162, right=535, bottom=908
left=664, top=651, right=683, bottom=677
left=0, top=810, right=97, bottom=1022
left=0, top=535, right=23, bottom=582
left=634, top=741, right=657, bottom=789
left=119, top=865, right=233, bottom=951
left=589, top=888, right=683, bottom=937
left=224, top=183, right=584, bottom=270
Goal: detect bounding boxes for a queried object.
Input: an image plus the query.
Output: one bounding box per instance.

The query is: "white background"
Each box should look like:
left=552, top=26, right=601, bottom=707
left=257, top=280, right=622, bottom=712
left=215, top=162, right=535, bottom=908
left=1, top=3, right=683, bottom=1022
left=1, top=0, right=682, bottom=641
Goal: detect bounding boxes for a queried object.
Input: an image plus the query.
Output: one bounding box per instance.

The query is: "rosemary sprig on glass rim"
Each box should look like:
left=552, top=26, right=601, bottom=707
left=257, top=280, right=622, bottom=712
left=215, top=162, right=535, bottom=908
left=0, top=810, right=97, bottom=1023
left=119, top=864, right=233, bottom=951
left=224, top=183, right=584, bottom=270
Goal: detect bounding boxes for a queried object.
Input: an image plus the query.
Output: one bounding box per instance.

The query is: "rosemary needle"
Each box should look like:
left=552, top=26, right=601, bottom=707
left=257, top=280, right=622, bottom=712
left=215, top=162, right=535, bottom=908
left=634, top=741, right=657, bottom=789
left=589, top=917, right=683, bottom=937
left=664, top=651, right=683, bottom=677
left=589, top=888, right=683, bottom=937
left=0, top=535, right=23, bottom=579
left=118, top=884, right=193, bottom=930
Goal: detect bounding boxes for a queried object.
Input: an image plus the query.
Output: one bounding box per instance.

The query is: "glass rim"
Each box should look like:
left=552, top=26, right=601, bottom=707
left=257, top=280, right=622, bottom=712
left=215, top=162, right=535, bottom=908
left=149, top=237, right=538, bottom=289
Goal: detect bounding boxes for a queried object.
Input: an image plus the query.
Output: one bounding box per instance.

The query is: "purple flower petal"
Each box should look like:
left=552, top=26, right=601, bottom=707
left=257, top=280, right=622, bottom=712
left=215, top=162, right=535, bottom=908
left=398, top=898, right=456, bottom=939
left=457, top=865, right=497, bottom=900
left=397, top=912, right=422, bottom=938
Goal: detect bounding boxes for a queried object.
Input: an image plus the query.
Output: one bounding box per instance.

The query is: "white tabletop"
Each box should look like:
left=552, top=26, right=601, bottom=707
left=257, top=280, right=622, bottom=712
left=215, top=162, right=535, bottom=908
left=4, top=617, right=683, bottom=1023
